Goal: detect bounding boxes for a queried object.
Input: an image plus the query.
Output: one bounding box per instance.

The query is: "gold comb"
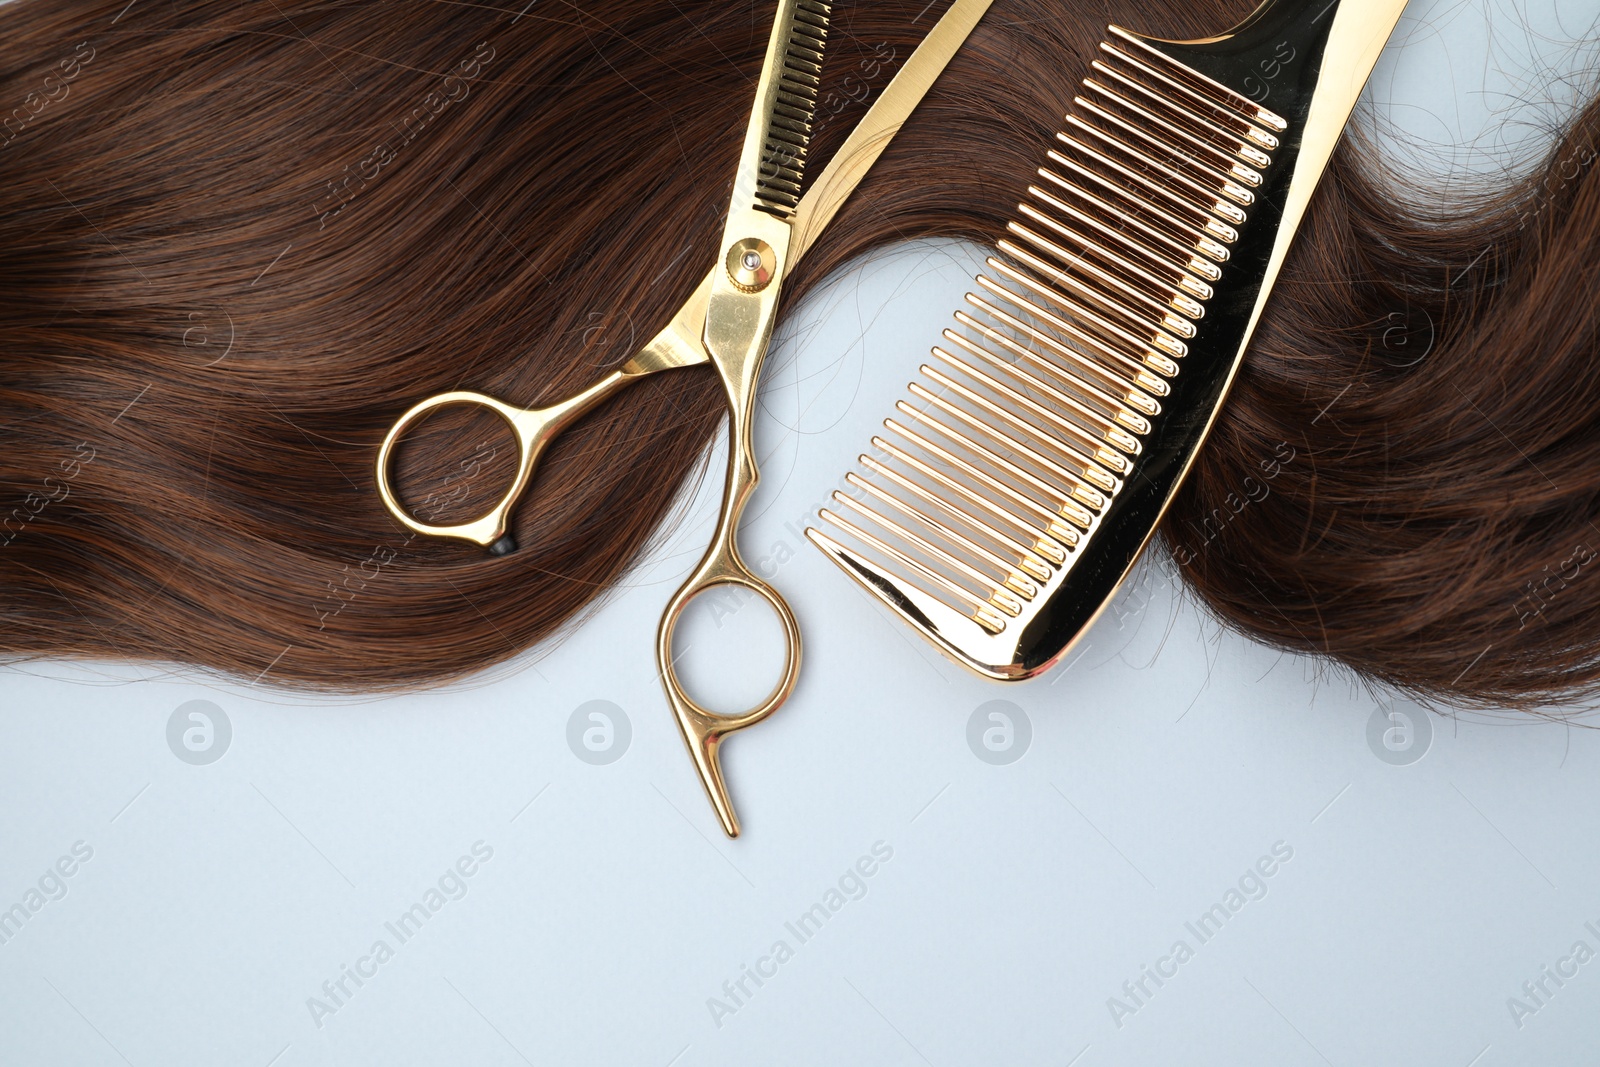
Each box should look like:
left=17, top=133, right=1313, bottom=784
left=807, top=0, right=1407, bottom=679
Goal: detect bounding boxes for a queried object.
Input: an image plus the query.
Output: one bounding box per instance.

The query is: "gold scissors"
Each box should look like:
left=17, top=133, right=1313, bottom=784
left=376, top=0, right=993, bottom=836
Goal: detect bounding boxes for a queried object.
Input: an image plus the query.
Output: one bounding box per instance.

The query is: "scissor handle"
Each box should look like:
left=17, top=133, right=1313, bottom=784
left=375, top=373, right=630, bottom=551
left=656, top=433, right=801, bottom=839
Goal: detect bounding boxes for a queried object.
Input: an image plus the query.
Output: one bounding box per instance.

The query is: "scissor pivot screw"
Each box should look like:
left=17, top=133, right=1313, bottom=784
left=726, top=238, right=775, bottom=292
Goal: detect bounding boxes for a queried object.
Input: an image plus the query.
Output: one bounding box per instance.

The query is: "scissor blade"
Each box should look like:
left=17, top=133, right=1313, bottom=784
left=729, top=0, right=831, bottom=226
left=622, top=0, right=993, bottom=376
left=790, top=0, right=994, bottom=260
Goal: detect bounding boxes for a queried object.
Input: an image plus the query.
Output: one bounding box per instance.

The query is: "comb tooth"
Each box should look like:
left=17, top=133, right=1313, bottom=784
left=761, top=159, right=805, bottom=182
left=807, top=527, right=1010, bottom=637
left=1184, top=255, right=1222, bottom=283
left=1065, top=115, right=1253, bottom=211
left=937, top=331, right=1150, bottom=440
left=920, top=359, right=1137, bottom=477
left=1099, top=48, right=1282, bottom=149
left=882, top=422, right=1084, bottom=547
left=1036, top=158, right=1226, bottom=261
left=1160, top=311, right=1197, bottom=339
left=1095, top=44, right=1282, bottom=148
left=1074, top=93, right=1262, bottom=185
left=1041, top=153, right=1233, bottom=258
left=781, top=71, right=823, bottom=93
left=842, top=479, right=1041, bottom=602
left=1054, top=133, right=1219, bottom=224
left=1228, top=162, right=1263, bottom=188
left=845, top=473, right=1044, bottom=596
left=760, top=179, right=804, bottom=200
left=857, top=458, right=1056, bottom=583
left=764, top=154, right=807, bottom=180
left=909, top=374, right=1129, bottom=491
left=933, top=343, right=1144, bottom=456
left=949, top=312, right=1160, bottom=420
left=960, top=297, right=1160, bottom=401
left=981, top=259, right=1188, bottom=365
left=766, top=125, right=810, bottom=147
left=784, top=42, right=827, bottom=89
left=1006, top=219, right=1207, bottom=321
left=998, top=239, right=1194, bottom=349
left=815, top=510, right=1012, bottom=632
left=998, top=236, right=1184, bottom=343
left=1140, top=364, right=1173, bottom=389
left=830, top=493, right=1026, bottom=615
left=787, top=34, right=828, bottom=62
left=1067, top=112, right=1256, bottom=207
left=1087, top=60, right=1275, bottom=159
left=896, top=401, right=1104, bottom=524
left=759, top=158, right=803, bottom=181
left=1179, top=278, right=1212, bottom=304
left=1030, top=172, right=1228, bottom=273
left=867, top=438, right=1069, bottom=567
left=1007, top=219, right=1201, bottom=320
left=763, top=153, right=807, bottom=178
left=1085, top=64, right=1235, bottom=153
left=957, top=299, right=1167, bottom=405
left=967, top=283, right=1172, bottom=390
left=1200, top=216, right=1238, bottom=244
left=759, top=161, right=804, bottom=184
left=1237, top=143, right=1272, bottom=169
left=1171, top=293, right=1205, bottom=320
left=1008, top=212, right=1188, bottom=304
left=1021, top=189, right=1215, bottom=296
left=1105, top=25, right=1286, bottom=130
left=975, top=283, right=1176, bottom=395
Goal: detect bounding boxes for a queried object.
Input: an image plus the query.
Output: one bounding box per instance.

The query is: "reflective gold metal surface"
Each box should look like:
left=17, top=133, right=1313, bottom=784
left=809, top=0, right=1409, bottom=680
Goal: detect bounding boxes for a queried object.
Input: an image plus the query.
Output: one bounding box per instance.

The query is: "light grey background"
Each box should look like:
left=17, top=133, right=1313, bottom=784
left=4, top=1, right=1600, bottom=1064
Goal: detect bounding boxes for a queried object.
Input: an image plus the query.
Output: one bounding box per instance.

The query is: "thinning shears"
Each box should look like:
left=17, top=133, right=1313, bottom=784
left=377, top=0, right=993, bottom=836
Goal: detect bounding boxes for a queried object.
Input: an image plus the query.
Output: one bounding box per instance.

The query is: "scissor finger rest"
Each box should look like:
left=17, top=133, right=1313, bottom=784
left=656, top=556, right=802, bottom=839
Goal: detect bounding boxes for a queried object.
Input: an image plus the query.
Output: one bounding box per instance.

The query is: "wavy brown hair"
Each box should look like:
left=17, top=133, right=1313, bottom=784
left=0, top=0, right=1596, bottom=705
